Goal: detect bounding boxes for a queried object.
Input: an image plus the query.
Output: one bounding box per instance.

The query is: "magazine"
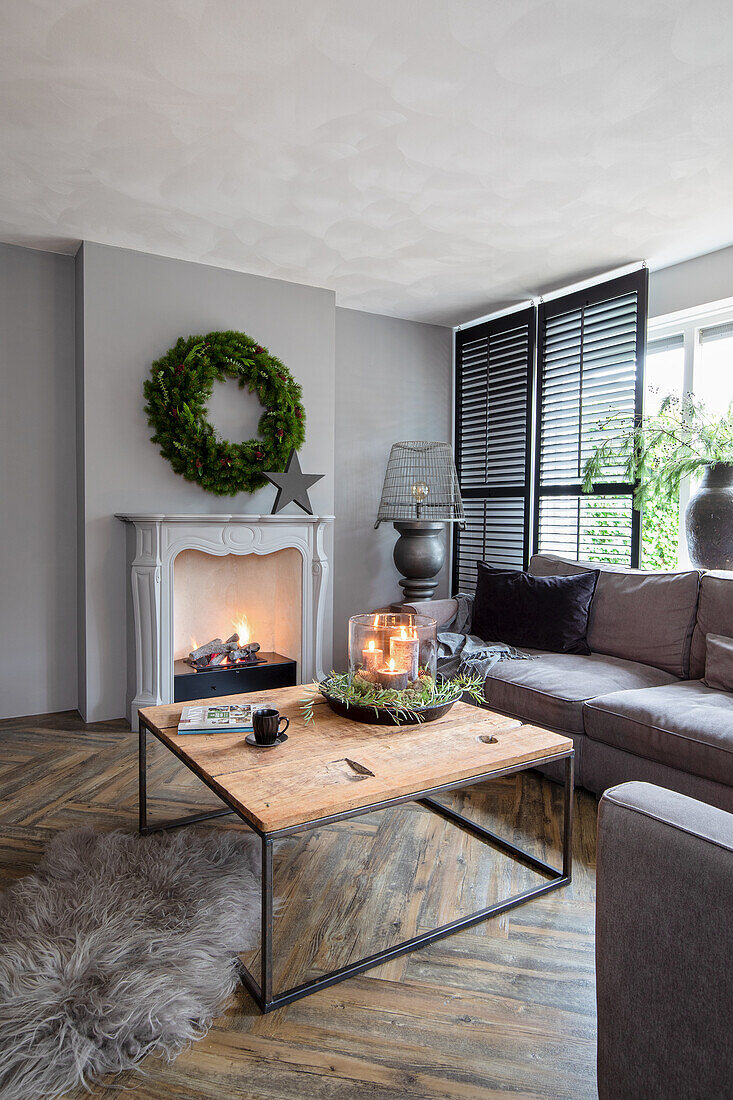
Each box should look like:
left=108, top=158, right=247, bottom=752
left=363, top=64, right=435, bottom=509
left=177, top=703, right=266, bottom=735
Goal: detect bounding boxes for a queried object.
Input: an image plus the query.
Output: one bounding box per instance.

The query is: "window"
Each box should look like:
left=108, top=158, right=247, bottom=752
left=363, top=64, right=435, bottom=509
left=644, top=333, right=684, bottom=415
left=453, top=308, right=534, bottom=592
left=645, top=299, right=733, bottom=568
left=534, top=270, right=648, bottom=567
left=697, top=322, right=733, bottom=418
left=453, top=270, right=648, bottom=589
left=640, top=334, right=684, bottom=570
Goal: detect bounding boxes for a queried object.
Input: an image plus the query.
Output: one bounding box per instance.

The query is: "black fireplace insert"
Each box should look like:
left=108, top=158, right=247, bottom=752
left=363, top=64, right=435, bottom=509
left=173, top=651, right=297, bottom=702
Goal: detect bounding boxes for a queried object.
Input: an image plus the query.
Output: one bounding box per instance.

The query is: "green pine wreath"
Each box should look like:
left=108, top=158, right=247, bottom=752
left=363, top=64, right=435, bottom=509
left=143, top=331, right=305, bottom=496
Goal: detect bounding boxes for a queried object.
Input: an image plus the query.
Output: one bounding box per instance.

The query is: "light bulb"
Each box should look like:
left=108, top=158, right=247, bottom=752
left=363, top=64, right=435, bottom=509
left=411, top=481, right=429, bottom=518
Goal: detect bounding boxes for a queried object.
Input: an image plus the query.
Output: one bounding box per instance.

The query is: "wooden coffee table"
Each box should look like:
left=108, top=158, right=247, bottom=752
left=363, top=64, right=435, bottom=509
left=138, top=685, right=574, bottom=1013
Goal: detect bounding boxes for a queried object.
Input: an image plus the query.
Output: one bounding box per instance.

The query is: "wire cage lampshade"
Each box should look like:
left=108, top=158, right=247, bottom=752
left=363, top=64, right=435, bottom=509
left=374, top=441, right=465, bottom=528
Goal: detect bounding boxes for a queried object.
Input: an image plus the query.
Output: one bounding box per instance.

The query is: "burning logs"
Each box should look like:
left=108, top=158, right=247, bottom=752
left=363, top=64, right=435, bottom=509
left=228, top=643, right=261, bottom=662
left=189, top=637, right=226, bottom=661
left=185, top=634, right=261, bottom=669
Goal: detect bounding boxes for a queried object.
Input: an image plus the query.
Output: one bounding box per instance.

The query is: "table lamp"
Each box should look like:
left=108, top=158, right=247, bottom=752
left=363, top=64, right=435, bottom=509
left=375, top=441, right=465, bottom=601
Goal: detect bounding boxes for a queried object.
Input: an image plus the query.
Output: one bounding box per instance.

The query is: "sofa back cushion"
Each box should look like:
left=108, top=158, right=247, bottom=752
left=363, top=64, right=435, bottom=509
left=703, top=633, right=733, bottom=692
left=529, top=553, right=700, bottom=678
left=690, top=572, right=733, bottom=678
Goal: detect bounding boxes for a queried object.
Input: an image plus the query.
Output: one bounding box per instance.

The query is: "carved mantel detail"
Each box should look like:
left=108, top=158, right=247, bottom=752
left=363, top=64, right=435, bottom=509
left=117, top=513, right=334, bottom=729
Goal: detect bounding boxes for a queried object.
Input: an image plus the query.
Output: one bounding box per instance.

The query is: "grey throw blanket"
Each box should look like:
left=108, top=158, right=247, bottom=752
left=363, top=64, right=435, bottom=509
left=437, top=593, right=533, bottom=680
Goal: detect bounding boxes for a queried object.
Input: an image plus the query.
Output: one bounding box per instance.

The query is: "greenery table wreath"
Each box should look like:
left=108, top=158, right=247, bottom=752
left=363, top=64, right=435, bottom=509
left=143, top=330, right=305, bottom=496
left=302, top=671, right=485, bottom=726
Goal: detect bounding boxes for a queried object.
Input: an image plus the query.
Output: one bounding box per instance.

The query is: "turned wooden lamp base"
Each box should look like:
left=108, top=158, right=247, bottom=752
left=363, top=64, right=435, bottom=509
left=392, top=520, right=445, bottom=602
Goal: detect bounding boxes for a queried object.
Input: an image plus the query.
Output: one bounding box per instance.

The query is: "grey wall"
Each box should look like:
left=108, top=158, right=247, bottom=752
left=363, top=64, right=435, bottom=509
left=333, top=308, right=452, bottom=668
left=0, top=243, right=77, bottom=718
left=650, top=245, right=733, bottom=318
left=22, top=234, right=733, bottom=721
left=76, top=242, right=335, bottom=722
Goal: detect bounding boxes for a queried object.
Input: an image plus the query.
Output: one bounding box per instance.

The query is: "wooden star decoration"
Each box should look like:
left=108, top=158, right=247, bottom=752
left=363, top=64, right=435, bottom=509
left=264, top=448, right=324, bottom=515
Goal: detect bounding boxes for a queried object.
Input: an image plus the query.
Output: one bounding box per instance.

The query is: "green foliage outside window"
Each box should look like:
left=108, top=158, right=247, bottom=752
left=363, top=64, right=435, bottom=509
left=582, top=396, right=733, bottom=570
left=641, top=490, right=680, bottom=570
left=580, top=490, right=679, bottom=570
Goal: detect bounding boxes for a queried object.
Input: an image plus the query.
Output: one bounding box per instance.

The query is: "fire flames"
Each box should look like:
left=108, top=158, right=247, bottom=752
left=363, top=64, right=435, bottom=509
left=186, top=612, right=259, bottom=670
left=189, top=614, right=251, bottom=657
left=232, top=613, right=251, bottom=646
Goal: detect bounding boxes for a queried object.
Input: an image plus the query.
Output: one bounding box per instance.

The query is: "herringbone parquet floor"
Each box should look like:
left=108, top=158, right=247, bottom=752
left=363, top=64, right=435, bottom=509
left=0, top=710, right=599, bottom=1100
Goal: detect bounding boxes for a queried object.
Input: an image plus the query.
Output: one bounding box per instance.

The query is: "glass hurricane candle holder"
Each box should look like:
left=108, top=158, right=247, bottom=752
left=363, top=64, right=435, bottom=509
left=348, top=612, right=438, bottom=688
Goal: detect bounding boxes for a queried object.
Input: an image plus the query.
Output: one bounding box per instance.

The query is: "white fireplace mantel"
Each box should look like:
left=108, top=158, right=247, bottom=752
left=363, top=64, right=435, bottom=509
left=117, top=513, right=334, bottom=729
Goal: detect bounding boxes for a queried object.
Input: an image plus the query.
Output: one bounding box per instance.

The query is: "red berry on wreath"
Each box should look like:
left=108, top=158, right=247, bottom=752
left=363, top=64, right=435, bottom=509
left=254, top=450, right=263, bottom=460
left=276, top=428, right=284, bottom=438
left=170, top=407, right=178, bottom=418
left=175, top=363, right=184, bottom=374
left=278, top=373, right=286, bottom=381
left=196, top=459, right=203, bottom=468
left=255, top=345, right=265, bottom=355
left=295, top=408, right=302, bottom=419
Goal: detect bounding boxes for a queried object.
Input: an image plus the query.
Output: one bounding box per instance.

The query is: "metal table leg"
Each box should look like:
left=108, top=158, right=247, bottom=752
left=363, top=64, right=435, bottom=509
left=137, top=719, right=236, bottom=836
left=138, top=722, right=147, bottom=835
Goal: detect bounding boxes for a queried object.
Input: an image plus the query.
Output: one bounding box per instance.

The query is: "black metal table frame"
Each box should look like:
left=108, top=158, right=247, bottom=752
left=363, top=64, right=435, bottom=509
left=139, top=717, right=574, bottom=1014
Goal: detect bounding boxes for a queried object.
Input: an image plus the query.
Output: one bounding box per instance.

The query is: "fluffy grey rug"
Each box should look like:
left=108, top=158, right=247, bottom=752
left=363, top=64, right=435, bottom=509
left=0, top=826, right=261, bottom=1100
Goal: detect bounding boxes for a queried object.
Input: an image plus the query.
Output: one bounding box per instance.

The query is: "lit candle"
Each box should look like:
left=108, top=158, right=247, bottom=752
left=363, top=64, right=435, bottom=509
left=362, top=638, right=383, bottom=672
left=376, top=657, right=409, bottom=690
left=389, top=626, right=419, bottom=681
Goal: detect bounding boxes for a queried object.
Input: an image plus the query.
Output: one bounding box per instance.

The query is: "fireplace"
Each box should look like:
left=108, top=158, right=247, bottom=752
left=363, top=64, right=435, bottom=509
left=118, top=514, right=333, bottom=728
left=171, top=546, right=301, bottom=702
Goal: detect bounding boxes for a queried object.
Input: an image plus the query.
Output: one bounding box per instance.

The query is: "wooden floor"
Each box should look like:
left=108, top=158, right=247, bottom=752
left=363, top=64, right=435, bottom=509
left=0, top=710, right=599, bottom=1100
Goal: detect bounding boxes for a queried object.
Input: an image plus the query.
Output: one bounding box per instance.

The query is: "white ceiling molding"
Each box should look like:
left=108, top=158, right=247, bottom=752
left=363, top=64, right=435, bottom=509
left=1, top=1, right=733, bottom=325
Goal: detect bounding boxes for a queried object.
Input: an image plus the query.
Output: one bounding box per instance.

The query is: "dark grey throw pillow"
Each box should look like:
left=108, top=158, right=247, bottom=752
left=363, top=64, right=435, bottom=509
left=472, top=562, right=599, bottom=654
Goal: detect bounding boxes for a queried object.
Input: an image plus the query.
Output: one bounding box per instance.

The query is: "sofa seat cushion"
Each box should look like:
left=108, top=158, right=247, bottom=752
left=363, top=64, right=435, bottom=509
left=483, top=651, right=677, bottom=734
left=584, top=681, right=733, bottom=786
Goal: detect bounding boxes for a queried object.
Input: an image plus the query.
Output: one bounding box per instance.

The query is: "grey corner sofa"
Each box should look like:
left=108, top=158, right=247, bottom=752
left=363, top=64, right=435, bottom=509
left=404, top=553, right=733, bottom=812
left=596, top=781, right=733, bottom=1099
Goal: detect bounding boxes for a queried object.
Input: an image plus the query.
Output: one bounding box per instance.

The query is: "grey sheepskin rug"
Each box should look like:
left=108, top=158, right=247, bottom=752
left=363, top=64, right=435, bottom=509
left=0, top=826, right=261, bottom=1100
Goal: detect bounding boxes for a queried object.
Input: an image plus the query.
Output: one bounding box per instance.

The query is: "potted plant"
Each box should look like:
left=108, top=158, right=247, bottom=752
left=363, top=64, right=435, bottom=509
left=582, top=396, right=733, bottom=570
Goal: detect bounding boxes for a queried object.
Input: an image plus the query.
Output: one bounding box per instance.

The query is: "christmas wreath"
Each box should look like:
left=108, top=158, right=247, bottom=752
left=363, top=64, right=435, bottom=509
left=143, top=330, right=305, bottom=496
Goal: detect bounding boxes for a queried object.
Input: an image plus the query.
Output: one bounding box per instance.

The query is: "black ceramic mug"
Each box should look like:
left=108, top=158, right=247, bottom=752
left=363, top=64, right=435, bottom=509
left=253, top=707, right=289, bottom=745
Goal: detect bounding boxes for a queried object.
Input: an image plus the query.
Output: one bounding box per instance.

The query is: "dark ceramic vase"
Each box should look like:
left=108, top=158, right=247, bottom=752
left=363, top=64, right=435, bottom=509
left=685, top=463, right=733, bottom=570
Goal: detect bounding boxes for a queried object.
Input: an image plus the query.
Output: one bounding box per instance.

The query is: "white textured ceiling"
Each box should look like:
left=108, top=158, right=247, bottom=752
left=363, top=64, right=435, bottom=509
left=2, top=0, right=733, bottom=324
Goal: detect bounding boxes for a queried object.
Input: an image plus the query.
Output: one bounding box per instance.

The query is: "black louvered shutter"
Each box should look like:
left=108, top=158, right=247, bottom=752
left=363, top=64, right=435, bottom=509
left=533, top=270, right=648, bottom=566
left=453, top=307, right=534, bottom=593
